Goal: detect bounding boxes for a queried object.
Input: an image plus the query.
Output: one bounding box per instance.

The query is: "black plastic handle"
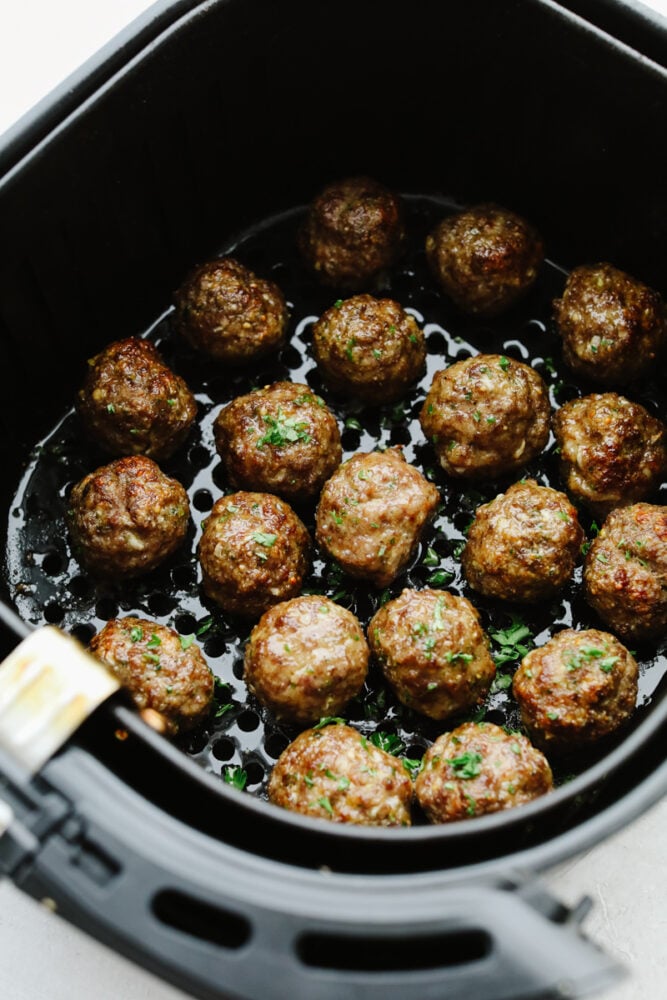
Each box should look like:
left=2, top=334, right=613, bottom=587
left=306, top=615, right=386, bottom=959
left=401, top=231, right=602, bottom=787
left=6, top=743, right=622, bottom=1000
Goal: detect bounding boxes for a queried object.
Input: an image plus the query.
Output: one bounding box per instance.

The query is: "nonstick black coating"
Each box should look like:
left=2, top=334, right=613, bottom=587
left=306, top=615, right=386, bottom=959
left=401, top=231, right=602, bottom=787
left=6, top=194, right=667, bottom=823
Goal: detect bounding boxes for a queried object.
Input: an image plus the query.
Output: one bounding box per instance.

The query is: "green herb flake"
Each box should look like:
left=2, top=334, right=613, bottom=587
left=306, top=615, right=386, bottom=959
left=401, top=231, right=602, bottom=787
left=428, top=570, right=454, bottom=587
left=472, top=410, right=482, bottom=423
left=445, top=651, right=474, bottom=664
left=129, top=626, right=144, bottom=643
left=257, top=410, right=311, bottom=448
left=146, top=633, right=161, bottom=649
left=196, top=617, right=213, bottom=637
left=402, top=758, right=423, bottom=779
left=180, top=634, right=195, bottom=651
left=370, top=732, right=404, bottom=755
left=252, top=531, right=277, bottom=549
left=313, top=716, right=345, bottom=730
left=223, top=766, right=247, bottom=791
left=344, top=417, right=362, bottom=431
left=334, top=299, right=343, bottom=309
left=423, top=546, right=439, bottom=567
left=448, top=750, right=483, bottom=780
left=499, top=356, right=511, bottom=372
left=106, top=403, right=116, bottom=414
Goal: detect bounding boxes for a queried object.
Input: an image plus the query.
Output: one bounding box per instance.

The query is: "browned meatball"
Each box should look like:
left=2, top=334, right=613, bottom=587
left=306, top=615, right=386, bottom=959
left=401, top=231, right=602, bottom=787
left=315, top=448, right=440, bottom=587
left=68, top=455, right=189, bottom=577
left=415, top=721, right=553, bottom=824
left=90, top=617, right=214, bottom=735
left=554, top=263, right=666, bottom=384
left=244, top=596, right=368, bottom=725
left=462, top=480, right=584, bottom=603
left=368, top=588, right=496, bottom=720
left=553, top=393, right=667, bottom=518
left=311, top=294, right=426, bottom=403
left=77, top=338, right=197, bottom=461
left=173, top=257, right=289, bottom=364
left=513, top=628, right=638, bottom=752
left=583, top=503, right=667, bottom=642
left=425, top=204, right=544, bottom=317
left=298, top=176, right=405, bottom=290
left=198, top=491, right=310, bottom=619
left=268, top=722, right=413, bottom=826
left=213, top=382, right=342, bottom=503
left=420, top=354, right=550, bottom=479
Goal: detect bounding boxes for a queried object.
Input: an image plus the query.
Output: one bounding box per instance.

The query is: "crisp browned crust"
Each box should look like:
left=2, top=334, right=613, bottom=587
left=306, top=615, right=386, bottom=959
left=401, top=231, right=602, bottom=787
left=268, top=723, right=413, bottom=826
left=90, top=617, right=214, bottom=735
left=173, top=256, right=288, bottom=363
left=77, top=337, right=197, bottom=460
left=462, top=479, right=584, bottom=603
left=368, top=588, right=495, bottom=720
left=214, top=382, right=342, bottom=502
left=554, top=263, right=666, bottom=384
left=67, top=455, right=189, bottom=577
left=425, top=203, right=544, bottom=317
left=315, top=448, right=440, bottom=587
left=420, top=354, right=550, bottom=479
left=312, top=294, right=426, bottom=403
left=513, top=627, right=638, bottom=751
left=298, top=176, right=405, bottom=289
left=415, top=721, right=552, bottom=823
left=198, top=491, right=310, bottom=619
left=583, top=503, right=667, bottom=641
left=244, top=596, right=368, bottom=725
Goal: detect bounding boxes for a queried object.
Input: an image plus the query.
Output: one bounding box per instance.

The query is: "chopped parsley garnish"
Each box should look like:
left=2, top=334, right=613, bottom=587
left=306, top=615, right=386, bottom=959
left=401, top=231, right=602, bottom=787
left=370, top=731, right=404, bottom=755
left=334, top=299, right=343, bottom=309
left=490, top=672, right=513, bottom=694
left=344, top=417, right=362, bottom=431
left=489, top=614, right=533, bottom=668
left=402, top=758, right=423, bottom=779
left=179, top=634, right=195, bottom=651
left=146, top=633, right=161, bottom=648
left=223, top=766, right=247, bottom=791
left=257, top=411, right=310, bottom=448
left=106, top=403, right=115, bottom=414
left=313, top=716, right=345, bottom=730
left=252, top=531, right=277, bottom=549
left=129, top=626, right=143, bottom=643
left=448, top=750, right=483, bottom=779
left=423, top=546, right=439, bottom=567
left=428, top=570, right=454, bottom=587
left=499, top=356, right=511, bottom=371
left=317, top=796, right=334, bottom=815
left=196, top=617, right=213, bottom=637
left=445, top=651, right=473, bottom=664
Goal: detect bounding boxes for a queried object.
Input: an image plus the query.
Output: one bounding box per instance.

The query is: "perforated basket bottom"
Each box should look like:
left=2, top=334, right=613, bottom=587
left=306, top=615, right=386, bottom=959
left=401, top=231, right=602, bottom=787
left=7, top=195, right=667, bottom=814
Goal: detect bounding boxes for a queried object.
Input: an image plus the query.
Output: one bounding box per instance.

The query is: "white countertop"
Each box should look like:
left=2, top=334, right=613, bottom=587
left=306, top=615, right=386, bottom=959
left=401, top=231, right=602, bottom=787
left=1, top=2, right=667, bottom=998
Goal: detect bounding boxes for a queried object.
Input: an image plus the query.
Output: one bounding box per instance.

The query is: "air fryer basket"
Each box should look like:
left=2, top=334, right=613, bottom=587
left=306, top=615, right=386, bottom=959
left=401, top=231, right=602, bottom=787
left=1, top=1, right=666, bottom=999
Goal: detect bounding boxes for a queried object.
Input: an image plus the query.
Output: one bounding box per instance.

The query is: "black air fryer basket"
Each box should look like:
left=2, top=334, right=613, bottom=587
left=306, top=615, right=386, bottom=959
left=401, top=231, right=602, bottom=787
left=1, top=2, right=667, bottom=998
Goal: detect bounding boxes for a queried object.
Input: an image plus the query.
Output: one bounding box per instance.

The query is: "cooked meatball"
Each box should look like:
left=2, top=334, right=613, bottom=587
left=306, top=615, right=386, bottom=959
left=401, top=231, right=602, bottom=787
left=90, top=617, right=214, bottom=735
left=311, top=294, right=426, bottom=403
left=315, top=448, right=440, bottom=587
left=415, top=721, right=553, bottom=824
left=173, top=257, right=289, bottom=364
left=198, top=491, right=310, bottom=619
left=583, top=503, right=667, bottom=642
left=368, top=588, right=496, bottom=720
left=425, top=204, right=544, bottom=317
left=462, top=480, right=583, bottom=603
left=554, top=263, right=666, bottom=384
left=244, top=596, right=368, bottom=725
left=213, top=382, right=342, bottom=503
left=513, top=628, right=638, bottom=752
left=553, top=393, right=667, bottom=518
left=298, top=176, right=405, bottom=290
left=77, top=338, right=197, bottom=461
left=268, top=722, right=413, bottom=826
left=419, top=354, right=550, bottom=479
left=68, top=455, right=189, bottom=577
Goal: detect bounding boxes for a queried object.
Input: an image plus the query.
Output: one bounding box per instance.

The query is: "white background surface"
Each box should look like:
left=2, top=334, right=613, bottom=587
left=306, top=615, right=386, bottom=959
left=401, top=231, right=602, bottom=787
left=1, top=2, right=667, bottom=998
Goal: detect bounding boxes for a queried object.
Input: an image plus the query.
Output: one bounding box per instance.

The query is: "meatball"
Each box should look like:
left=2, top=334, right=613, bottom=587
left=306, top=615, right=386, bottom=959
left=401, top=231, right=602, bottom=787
left=513, top=628, right=638, bottom=752
left=553, top=393, right=667, bottom=518
left=315, top=448, right=440, bottom=587
left=368, top=588, right=496, bottom=720
left=198, top=491, right=310, bottom=619
left=415, top=721, right=553, bottom=824
left=77, top=337, right=197, bottom=461
left=419, top=354, right=550, bottom=479
left=268, top=722, right=413, bottom=826
left=311, top=294, right=426, bottom=403
left=462, top=480, right=583, bottom=603
left=298, top=176, right=405, bottom=290
left=213, top=382, right=342, bottom=503
left=583, top=503, right=667, bottom=642
left=173, top=257, right=289, bottom=364
left=90, top=617, right=214, bottom=735
left=425, top=204, right=544, bottom=317
left=68, top=455, right=190, bottom=577
left=554, top=263, right=666, bottom=384
left=244, top=596, right=368, bottom=725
